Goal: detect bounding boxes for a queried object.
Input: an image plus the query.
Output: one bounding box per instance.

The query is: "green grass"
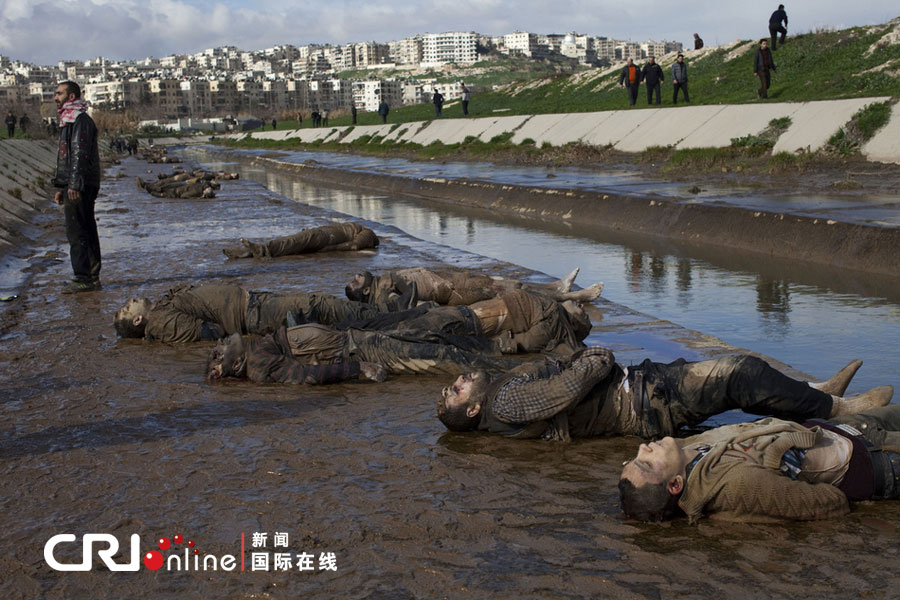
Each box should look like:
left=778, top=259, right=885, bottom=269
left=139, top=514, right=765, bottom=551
left=826, top=100, right=894, bottom=155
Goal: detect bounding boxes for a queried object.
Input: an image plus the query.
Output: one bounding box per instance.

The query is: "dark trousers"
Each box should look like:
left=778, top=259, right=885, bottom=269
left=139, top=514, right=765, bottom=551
left=350, top=329, right=518, bottom=376
left=831, top=405, right=900, bottom=500
left=769, top=24, right=787, bottom=49
left=6, top=125, right=13, bottom=138
left=646, top=83, right=661, bottom=105
left=462, top=100, right=469, bottom=115
left=647, top=355, right=833, bottom=435
left=252, top=292, right=385, bottom=333
left=758, top=69, right=772, bottom=98
left=625, top=83, right=639, bottom=106
left=63, top=185, right=101, bottom=283
left=434, top=104, right=442, bottom=117
left=673, top=82, right=689, bottom=104
left=380, top=115, right=387, bottom=124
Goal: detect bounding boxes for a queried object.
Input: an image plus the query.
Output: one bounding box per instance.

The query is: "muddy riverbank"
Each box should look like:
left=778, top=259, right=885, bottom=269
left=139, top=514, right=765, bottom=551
left=2, top=155, right=900, bottom=599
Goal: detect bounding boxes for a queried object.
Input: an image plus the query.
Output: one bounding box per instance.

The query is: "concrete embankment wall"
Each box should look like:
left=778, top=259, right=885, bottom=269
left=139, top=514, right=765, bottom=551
left=210, top=97, right=900, bottom=163
left=201, top=147, right=900, bottom=279
left=0, top=140, right=55, bottom=251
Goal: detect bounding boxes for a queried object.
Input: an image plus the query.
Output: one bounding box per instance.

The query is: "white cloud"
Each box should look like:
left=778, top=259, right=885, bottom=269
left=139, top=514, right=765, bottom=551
left=0, top=0, right=896, bottom=65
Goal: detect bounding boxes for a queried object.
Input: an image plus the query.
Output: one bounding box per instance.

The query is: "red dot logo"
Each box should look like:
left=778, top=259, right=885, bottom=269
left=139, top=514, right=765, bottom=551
left=143, top=551, right=164, bottom=570
left=158, top=537, right=171, bottom=551
left=173, top=534, right=183, bottom=544
left=187, top=540, right=195, bottom=548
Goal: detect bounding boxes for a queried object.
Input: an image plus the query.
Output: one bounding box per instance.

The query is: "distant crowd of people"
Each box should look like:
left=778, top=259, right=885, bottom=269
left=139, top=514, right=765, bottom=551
left=618, top=4, right=790, bottom=106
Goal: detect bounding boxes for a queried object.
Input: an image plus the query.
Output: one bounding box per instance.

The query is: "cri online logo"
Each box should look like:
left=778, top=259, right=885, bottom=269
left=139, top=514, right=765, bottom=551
left=44, top=533, right=239, bottom=572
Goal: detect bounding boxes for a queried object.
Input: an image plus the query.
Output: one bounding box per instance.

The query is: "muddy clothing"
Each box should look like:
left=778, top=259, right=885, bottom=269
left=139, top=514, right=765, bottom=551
left=676, top=408, right=900, bottom=523
left=341, top=290, right=588, bottom=355
left=149, top=181, right=211, bottom=199
left=247, top=327, right=361, bottom=384
left=236, top=223, right=378, bottom=258
left=281, top=324, right=520, bottom=376
left=369, top=268, right=523, bottom=307
left=143, top=284, right=386, bottom=343
left=53, top=111, right=101, bottom=284
left=477, top=352, right=834, bottom=442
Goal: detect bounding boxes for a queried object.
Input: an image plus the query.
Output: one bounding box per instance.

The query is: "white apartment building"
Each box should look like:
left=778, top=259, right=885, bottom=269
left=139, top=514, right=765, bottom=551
left=84, top=80, right=145, bottom=108
left=421, top=32, right=477, bottom=67
left=503, top=32, right=538, bottom=57
left=389, top=36, right=423, bottom=65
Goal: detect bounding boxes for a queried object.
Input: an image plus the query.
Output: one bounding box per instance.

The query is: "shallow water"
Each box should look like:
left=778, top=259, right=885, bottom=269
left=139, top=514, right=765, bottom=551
left=188, top=147, right=900, bottom=397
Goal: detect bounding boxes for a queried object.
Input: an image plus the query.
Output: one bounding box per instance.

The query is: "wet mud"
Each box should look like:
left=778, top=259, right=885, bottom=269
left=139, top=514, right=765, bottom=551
left=2, top=156, right=900, bottom=599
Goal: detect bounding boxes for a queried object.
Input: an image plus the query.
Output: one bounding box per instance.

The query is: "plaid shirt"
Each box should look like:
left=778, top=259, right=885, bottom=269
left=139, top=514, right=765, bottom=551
left=491, top=347, right=615, bottom=424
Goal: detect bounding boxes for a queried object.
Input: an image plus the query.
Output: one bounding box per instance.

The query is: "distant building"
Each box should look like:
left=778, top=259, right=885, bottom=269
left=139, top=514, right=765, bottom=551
left=421, top=32, right=477, bottom=67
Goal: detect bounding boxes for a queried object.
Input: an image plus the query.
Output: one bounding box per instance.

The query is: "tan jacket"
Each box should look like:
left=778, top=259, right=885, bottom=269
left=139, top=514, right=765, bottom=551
left=678, top=418, right=850, bottom=523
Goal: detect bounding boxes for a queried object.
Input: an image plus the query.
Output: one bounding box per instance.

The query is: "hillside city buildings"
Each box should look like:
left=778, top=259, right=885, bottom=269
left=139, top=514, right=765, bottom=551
left=0, top=30, right=681, bottom=125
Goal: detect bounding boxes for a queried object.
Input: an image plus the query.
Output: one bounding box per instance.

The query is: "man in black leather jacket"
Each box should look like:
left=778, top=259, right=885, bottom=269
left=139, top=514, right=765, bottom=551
left=52, top=81, right=102, bottom=293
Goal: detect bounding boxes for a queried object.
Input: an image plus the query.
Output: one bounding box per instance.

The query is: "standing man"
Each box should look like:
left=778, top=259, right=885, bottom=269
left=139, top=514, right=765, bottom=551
left=19, top=114, right=29, bottom=135
left=461, top=83, right=470, bottom=116
left=618, top=59, right=641, bottom=107
left=641, top=56, right=664, bottom=106
left=693, top=33, right=704, bottom=50
left=769, top=4, right=788, bottom=50
left=52, top=81, right=101, bottom=293
left=754, top=39, right=777, bottom=99
left=432, top=89, right=444, bottom=117
left=5, top=111, right=15, bottom=138
left=378, top=98, right=389, bottom=124
left=671, top=54, right=690, bottom=104
left=271, top=118, right=277, bottom=130
left=350, top=104, right=357, bottom=124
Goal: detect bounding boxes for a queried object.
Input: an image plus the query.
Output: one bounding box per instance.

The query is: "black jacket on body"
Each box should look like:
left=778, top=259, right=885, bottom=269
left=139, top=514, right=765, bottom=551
left=641, top=63, right=664, bottom=86
left=53, top=112, right=101, bottom=192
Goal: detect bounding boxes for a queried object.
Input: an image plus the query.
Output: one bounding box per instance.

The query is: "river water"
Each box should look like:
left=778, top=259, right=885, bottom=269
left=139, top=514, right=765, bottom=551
left=187, top=146, right=900, bottom=397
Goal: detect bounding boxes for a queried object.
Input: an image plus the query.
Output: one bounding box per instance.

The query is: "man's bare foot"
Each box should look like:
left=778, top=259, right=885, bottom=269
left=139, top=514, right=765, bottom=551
left=810, top=359, right=863, bottom=397
left=562, top=281, right=604, bottom=302
left=829, top=385, right=893, bottom=417
left=556, top=268, right=579, bottom=293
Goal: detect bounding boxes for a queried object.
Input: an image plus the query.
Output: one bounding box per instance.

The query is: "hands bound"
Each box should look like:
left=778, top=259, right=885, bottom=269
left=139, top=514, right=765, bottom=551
left=360, top=362, right=387, bottom=382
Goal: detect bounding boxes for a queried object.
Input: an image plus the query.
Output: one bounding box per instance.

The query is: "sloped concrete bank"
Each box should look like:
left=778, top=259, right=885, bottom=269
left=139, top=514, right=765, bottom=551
left=204, top=146, right=900, bottom=278
left=0, top=140, right=56, bottom=252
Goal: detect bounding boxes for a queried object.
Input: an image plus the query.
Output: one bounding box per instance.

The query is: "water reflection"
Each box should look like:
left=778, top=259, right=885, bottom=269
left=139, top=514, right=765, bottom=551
left=187, top=149, right=900, bottom=397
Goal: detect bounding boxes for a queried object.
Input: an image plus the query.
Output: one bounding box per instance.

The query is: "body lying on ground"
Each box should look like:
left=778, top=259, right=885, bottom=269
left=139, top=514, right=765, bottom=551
left=223, top=222, right=378, bottom=259
left=346, top=267, right=603, bottom=307
left=113, top=283, right=415, bottom=343
left=339, top=288, right=592, bottom=356
left=437, top=348, right=892, bottom=442
left=206, top=325, right=521, bottom=381
left=619, top=403, right=900, bottom=523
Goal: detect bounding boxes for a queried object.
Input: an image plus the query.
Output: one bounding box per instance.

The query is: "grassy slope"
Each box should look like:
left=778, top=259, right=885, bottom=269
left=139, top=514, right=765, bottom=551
left=291, top=22, right=900, bottom=129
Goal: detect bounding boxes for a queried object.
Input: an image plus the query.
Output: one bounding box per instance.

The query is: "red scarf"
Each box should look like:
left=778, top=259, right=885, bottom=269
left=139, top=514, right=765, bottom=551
left=58, top=99, right=89, bottom=126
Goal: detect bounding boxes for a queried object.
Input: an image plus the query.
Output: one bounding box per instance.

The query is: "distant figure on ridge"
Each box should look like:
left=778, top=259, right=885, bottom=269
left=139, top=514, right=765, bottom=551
left=769, top=4, right=788, bottom=49
left=641, top=56, right=664, bottom=106
left=618, top=58, right=641, bottom=107
left=754, top=39, right=777, bottom=99
left=671, top=54, right=690, bottom=104
left=693, top=33, right=704, bottom=50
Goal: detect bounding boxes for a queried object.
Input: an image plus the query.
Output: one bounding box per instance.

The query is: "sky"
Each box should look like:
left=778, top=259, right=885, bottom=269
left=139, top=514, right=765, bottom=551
left=1, top=0, right=898, bottom=66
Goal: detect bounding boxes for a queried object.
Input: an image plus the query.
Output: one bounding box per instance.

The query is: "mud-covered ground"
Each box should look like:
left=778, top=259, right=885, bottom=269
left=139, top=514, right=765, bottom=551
left=2, top=156, right=900, bottom=600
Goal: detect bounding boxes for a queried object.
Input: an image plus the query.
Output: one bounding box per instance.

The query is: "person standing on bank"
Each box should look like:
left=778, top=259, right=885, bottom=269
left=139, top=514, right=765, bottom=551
left=5, top=111, right=15, bottom=138
left=378, top=98, right=389, bottom=124
left=618, top=59, right=641, bottom=107
left=754, top=39, right=777, bottom=99
left=672, top=54, right=690, bottom=104
left=461, top=84, right=470, bottom=116
left=693, top=33, right=704, bottom=50
left=642, top=56, right=664, bottom=106
left=432, top=89, right=444, bottom=117
left=769, top=4, right=788, bottom=50
left=351, top=104, right=357, bottom=124
left=52, top=81, right=101, bottom=293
